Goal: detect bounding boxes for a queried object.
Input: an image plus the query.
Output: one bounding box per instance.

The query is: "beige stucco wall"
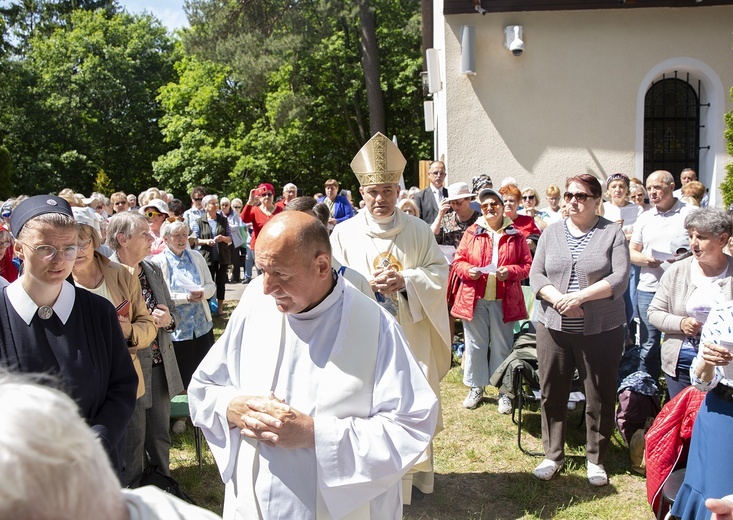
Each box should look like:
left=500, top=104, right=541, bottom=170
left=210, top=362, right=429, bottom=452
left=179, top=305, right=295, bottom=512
left=434, top=6, right=733, bottom=204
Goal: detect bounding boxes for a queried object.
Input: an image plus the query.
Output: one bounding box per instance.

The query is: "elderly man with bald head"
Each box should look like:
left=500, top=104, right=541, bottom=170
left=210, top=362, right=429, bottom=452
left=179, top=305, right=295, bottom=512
left=629, top=170, right=692, bottom=382
left=188, top=211, right=437, bottom=520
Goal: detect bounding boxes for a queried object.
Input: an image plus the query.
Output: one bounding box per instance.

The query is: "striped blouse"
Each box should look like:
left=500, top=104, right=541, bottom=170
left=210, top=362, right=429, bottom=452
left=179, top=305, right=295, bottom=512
left=561, top=220, right=598, bottom=334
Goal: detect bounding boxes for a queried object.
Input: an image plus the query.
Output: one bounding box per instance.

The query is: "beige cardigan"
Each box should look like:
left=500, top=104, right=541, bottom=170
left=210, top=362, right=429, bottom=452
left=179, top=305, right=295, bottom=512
left=648, top=255, right=733, bottom=377
left=90, top=253, right=157, bottom=398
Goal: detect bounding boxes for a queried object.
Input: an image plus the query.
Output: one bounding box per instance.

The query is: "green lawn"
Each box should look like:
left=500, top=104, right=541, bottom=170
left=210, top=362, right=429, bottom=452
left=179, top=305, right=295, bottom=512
left=169, top=303, right=655, bottom=519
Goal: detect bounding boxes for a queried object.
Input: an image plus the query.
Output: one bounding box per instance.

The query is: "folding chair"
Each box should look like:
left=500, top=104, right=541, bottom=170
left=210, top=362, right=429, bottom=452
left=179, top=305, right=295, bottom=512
left=170, top=394, right=204, bottom=473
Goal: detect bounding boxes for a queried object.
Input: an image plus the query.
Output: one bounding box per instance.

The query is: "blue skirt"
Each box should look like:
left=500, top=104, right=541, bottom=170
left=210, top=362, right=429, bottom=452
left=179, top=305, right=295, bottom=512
left=671, top=389, right=733, bottom=520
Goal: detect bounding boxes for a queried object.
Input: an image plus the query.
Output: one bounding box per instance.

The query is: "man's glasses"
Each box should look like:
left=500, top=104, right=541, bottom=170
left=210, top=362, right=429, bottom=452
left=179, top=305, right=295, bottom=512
left=193, top=197, right=203, bottom=202
left=429, top=171, right=446, bottom=177
left=480, top=201, right=502, bottom=209
left=16, top=240, right=79, bottom=262
left=145, top=211, right=163, bottom=219
left=522, top=195, right=535, bottom=201
left=563, top=192, right=593, bottom=203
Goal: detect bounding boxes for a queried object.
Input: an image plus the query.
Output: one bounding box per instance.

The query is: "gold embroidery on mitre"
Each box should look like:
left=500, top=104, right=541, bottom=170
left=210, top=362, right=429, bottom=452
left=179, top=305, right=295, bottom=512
left=350, top=132, right=406, bottom=186
left=372, top=253, right=403, bottom=272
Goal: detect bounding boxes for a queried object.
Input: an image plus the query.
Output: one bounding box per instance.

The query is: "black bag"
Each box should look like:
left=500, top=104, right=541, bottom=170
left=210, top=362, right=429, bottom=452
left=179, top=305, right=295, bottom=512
left=127, top=465, right=196, bottom=505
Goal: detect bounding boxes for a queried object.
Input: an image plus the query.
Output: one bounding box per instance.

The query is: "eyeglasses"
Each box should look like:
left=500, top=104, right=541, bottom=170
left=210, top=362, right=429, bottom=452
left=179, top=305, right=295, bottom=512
left=260, top=192, right=273, bottom=197
left=16, top=240, right=79, bottom=262
left=480, top=201, right=502, bottom=209
left=429, top=171, right=447, bottom=177
left=78, top=239, right=92, bottom=250
left=94, top=205, right=103, bottom=210
left=563, top=192, right=594, bottom=203
left=145, top=211, right=163, bottom=219
left=193, top=197, right=203, bottom=202
left=232, top=206, right=243, bottom=211
left=522, top=195, right=535, bottom=201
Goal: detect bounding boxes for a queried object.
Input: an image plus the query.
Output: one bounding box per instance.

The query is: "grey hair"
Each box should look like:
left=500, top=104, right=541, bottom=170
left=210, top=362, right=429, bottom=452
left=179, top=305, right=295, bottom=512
left=106, top=212, right=149, bottom=250
left=220, top=196, right=230, bottom=205
left=629, top=184, right=647, bottom=197
left=0, top=369, right=126, bottom=520
left=160, top=219, right=190, bottom=238
left=202, top=194, right=218, bottom=207
left=685, top=207, right=732, bottom=238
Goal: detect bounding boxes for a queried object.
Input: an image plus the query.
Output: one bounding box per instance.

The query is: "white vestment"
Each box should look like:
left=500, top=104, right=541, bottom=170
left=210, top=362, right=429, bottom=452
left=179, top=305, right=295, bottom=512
left=189, top=275, right=437, bottom=520
left=329, top=209, right=451, bottom=497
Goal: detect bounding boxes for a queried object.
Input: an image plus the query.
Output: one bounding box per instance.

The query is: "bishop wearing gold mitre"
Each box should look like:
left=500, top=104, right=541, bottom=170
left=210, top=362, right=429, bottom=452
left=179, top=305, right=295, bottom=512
left=330, top=132, right=451, bottom=504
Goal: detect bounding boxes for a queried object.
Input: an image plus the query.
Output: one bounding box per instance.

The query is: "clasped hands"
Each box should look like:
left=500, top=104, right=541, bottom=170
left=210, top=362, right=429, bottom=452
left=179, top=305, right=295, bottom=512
left=370, top=267, right=405, bottom=296
left=227, top=392, right=314, bottom=449
left=553, top=293, right=584, bottom=318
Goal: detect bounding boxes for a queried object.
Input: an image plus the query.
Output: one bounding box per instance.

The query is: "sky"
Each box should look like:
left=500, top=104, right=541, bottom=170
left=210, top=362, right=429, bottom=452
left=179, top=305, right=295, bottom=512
left=117, top=0, right=188, bottom=31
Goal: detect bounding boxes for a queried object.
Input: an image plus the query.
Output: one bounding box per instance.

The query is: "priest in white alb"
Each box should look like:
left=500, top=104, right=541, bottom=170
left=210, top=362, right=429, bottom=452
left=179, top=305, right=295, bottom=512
left=329, top=132, right=452, bottom=503
left=188, top=211, right=438, bottom=520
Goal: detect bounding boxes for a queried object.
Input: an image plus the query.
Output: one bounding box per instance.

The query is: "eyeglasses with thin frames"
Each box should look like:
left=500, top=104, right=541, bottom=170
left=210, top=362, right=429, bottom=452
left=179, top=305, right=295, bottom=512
left=78, top=239, right=93, bottom=250
left=16, top=240, right=80, bottom=262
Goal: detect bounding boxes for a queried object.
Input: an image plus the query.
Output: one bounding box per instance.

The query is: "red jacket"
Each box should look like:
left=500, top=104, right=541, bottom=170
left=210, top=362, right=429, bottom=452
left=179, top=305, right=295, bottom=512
left=449, top=220, right=532, bottom=323
left=645, top=385, right=705, bottom=517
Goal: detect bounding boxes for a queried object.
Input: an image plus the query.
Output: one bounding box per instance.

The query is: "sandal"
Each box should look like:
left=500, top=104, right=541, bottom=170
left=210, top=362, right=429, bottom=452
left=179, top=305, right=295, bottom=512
left=533, top=458, right=564, bottom=481
left=587, top=461, right=608, bottom=486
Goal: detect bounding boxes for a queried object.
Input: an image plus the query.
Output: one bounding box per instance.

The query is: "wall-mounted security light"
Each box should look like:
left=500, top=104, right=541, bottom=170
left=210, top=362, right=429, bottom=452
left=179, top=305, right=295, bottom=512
left=505, top=25, right=524, bottom=57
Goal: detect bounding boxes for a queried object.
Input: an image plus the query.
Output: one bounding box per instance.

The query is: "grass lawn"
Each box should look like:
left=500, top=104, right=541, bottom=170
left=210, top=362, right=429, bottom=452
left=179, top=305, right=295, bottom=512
left=169, top=302, right=655, bottom=519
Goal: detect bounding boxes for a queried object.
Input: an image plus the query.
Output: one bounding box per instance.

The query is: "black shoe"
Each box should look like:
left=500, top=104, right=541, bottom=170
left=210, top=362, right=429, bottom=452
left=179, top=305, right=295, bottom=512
left=242, top=277, right=252, bottom=284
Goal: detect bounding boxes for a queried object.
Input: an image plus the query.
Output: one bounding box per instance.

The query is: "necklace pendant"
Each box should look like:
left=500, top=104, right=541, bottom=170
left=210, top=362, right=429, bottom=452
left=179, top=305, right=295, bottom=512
left=38, top=306, right=53, bottom=320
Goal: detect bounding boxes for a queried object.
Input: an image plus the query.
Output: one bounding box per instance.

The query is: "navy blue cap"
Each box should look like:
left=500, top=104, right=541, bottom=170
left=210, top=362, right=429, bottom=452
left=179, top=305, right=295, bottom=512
left=10, top=195, right=74, bottom=237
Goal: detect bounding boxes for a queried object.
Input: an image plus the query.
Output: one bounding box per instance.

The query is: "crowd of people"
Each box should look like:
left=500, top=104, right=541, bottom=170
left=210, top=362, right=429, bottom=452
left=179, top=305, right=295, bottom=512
left=2, top=137, right=733, bottom=518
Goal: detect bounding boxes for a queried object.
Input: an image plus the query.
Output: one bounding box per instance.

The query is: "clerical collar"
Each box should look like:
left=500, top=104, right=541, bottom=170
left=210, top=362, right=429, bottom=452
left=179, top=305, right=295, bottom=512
left=6, top=279, right=75, bottom=325
left=290, top=273, right=344, bottom=322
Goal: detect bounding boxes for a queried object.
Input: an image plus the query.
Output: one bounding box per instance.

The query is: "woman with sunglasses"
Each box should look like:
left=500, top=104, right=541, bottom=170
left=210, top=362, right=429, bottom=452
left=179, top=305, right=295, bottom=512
left=529, top=174, right=630, bottom=486
left=139, top=199, right=172, bottom=256
left=241, top=182, right=283, bottom=259
left=450, top=188, right=532, bottom=412
left=519, top=187, right=549, bottom=231
left=0, top=195, right=138, bottom=477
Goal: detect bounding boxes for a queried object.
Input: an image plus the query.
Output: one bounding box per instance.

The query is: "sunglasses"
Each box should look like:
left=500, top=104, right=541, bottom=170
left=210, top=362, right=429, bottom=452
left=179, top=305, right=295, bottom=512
left=522, top=195, right=535, bottom=201
left=193, top=197, right=203, bottom=202
left=563, top=192, right=593, bottom=203
left=480, top=201, right=502, bottom=209
left=145, top=211, right=164, bottom=219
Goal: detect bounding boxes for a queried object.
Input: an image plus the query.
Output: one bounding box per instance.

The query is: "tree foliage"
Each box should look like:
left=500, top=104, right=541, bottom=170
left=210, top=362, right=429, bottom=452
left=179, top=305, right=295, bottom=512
left=2, top=8, right=175, bottom=195
left=168, top=0, right=430, bottom=196
left=720, top=89, right=733, bottom=209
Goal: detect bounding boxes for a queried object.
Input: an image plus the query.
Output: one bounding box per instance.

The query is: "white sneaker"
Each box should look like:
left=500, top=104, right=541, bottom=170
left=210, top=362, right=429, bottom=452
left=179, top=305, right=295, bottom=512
left=497, top=394, right=513, bottom=414
left=587, top=461, right=608, bottom=486
left=463, top=387, right=484, bottom=409
left=567, top=400, right=577, bottom=411
left=533, top=458, right=564, bottom=481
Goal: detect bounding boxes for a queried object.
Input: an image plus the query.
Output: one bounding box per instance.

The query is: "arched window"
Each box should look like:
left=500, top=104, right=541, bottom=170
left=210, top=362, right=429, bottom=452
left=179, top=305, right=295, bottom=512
left=643, top=76, right=700, bottom=185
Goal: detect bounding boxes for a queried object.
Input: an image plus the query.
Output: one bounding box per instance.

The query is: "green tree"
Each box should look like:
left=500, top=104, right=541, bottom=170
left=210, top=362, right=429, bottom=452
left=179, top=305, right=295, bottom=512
left=0, top=144, right=11, bottom=199
left=176, top=0, right=430, bottom=194
left=93, top=169, right=113, bottom=195
left=4, top=9, right=175, bottom=195
left=720, top=94, right=733, bottom=209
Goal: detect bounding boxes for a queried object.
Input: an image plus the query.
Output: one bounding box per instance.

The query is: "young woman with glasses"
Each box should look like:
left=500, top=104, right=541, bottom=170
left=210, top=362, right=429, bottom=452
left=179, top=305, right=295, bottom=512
left=0, top=196, right=139, bottom=478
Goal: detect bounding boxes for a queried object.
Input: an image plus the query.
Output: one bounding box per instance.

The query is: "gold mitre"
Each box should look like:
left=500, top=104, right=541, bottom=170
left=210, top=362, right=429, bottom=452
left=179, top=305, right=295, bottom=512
left=350, top=132, right=406, bottom=186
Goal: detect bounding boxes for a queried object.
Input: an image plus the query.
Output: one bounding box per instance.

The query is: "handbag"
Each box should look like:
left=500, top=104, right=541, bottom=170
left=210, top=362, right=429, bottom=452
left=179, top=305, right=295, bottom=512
left=127, top=464, right=196, bottom=505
